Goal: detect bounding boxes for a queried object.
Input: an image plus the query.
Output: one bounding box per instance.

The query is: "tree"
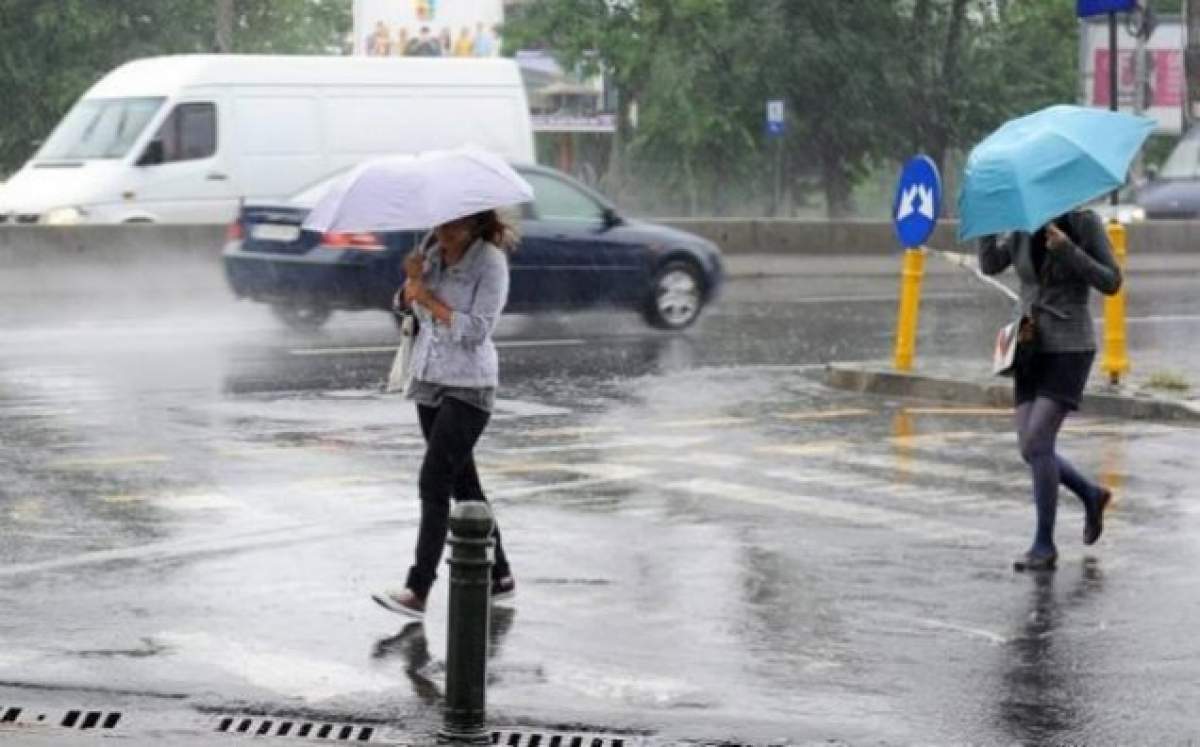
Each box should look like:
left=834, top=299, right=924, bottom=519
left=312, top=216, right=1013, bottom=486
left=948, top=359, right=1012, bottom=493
left=502, top=0, right=1100, bottom=218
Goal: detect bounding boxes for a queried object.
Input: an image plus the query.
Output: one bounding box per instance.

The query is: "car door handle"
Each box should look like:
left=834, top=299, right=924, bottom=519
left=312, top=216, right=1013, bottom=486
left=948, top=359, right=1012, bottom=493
left=206, top=172, right=228, bottom=181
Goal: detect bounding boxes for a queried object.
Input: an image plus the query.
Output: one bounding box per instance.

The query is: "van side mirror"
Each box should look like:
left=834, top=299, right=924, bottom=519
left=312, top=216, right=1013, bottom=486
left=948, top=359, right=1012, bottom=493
left=138, top=140, right=164, bottom=167
left=601, top=207, right=623, bottom=229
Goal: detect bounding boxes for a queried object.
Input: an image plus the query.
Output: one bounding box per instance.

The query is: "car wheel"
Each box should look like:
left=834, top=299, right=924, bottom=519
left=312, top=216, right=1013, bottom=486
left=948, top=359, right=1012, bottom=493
left=270, top=303, right=332, bottom=331
left=644, top=260, right=705, bottom=330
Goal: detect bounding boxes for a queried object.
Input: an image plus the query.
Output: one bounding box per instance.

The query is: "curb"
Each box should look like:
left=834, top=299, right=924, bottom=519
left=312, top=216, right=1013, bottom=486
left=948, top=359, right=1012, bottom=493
left=825, top=363, right=1200, bottom=423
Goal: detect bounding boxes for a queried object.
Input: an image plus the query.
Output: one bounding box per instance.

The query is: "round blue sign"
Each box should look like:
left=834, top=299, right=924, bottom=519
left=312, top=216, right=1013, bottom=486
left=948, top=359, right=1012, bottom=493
left=892, top=155, right=942, bottom=248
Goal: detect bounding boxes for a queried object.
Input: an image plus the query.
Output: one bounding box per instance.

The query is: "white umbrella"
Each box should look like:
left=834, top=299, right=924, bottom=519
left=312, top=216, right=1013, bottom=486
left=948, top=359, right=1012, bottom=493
left=302, top=146, right=534, bottom=234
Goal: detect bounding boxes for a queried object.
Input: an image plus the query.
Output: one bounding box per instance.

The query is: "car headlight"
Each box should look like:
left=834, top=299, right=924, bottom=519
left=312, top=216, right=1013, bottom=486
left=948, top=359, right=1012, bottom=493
left=42, top=206, right=85, bottom=225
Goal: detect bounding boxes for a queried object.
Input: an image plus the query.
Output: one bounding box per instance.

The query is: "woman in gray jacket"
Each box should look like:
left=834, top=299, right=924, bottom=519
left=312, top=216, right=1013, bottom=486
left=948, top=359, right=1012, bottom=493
left=979, top=210, right=1122, bottom=572
left=373, top=210, right=516, bottom=618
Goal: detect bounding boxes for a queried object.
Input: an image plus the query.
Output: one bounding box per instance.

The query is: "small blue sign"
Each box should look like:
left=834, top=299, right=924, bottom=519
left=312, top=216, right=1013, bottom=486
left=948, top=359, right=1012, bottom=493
left=892, top=155, right=942, bottom=249
left=765, top=99, right=786, bottom=138
left=1077, top=0, right=1136, bottom=17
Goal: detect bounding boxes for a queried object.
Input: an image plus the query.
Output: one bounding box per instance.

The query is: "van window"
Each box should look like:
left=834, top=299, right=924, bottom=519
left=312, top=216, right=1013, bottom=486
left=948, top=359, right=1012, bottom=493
left=36, top=97, right=165, bottom=161
left=151, top=103, right=218, bottom=163
left=1161, top=133, right=1200, bottom=180
left=524, top=172, right=604, bottom=222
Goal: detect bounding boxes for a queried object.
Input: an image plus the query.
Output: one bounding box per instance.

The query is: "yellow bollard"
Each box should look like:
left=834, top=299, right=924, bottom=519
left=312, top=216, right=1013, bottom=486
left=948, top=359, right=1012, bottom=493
left=1101, top=220, right=1130, bottom=385
left=893, top=247, right=926, bottom=372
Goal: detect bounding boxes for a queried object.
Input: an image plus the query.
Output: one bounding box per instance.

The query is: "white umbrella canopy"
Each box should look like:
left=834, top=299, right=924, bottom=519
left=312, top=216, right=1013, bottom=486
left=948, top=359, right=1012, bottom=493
left=302, top=146, right=534, bottom=234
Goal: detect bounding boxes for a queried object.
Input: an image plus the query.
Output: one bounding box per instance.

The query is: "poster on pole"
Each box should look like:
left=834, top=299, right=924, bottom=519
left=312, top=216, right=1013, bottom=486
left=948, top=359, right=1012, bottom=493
left=1079, top=16, right=1184, bottom=135
left=353, top=0, right=504, bottom=58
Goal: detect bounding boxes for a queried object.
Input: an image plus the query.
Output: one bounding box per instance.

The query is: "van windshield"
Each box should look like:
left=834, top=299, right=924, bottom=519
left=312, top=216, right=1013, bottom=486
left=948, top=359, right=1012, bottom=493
left=1160, top=133, right=1200, bottom=180
left=36, top=97, right=165, bottom=161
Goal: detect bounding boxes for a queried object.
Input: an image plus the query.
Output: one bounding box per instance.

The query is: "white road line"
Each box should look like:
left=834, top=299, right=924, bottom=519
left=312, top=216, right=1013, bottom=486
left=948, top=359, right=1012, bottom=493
left=659, top=417, right=753, bottom=428
left=666, top=478, right=994, bottom=543
left=50, top=454, right=172, bottom=469
left=778, top=408, right=874, bottom=421
left=493, top=398, right=573, bottom=418
left=488, top=434, right=713, bottom=456
left=766, top=468, right=1005, bottom=511
left=288, top=338, right=586, bottom=356
left=658, top=451, right=749, bottom=469
left=521, top=425, right=623, bottom=438
left=832, top=452, right=1026, bottom=489
left=902, top=407, right=1013, bottom=416
left=785, top=292, right=974, bottom=304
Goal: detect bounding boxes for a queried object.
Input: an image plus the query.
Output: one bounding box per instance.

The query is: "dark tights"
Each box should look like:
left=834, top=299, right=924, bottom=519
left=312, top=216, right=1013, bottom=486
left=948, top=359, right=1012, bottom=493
left=405, top=399, right=511, bottom=599
left=1015, top=396, right=1104, bottom=555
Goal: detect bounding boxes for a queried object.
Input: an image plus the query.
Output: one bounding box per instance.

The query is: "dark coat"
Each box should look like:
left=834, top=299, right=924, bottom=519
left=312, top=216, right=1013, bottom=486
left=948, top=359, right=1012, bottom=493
left=978, top=210, right=1122, bottom=353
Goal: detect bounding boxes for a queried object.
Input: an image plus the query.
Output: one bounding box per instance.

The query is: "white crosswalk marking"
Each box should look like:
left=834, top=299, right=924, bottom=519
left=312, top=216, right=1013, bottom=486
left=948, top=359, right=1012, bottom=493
left=666, top=478, right=996, bottom=544
left=765, top=468, right=1013, bottom=513
left=828, top=452, right=1027, bottom=489
left=488, top=434, right=713, bottom=456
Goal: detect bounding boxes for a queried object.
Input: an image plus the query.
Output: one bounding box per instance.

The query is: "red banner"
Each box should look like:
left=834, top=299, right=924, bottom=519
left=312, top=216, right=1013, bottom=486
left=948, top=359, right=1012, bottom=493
left=1093, top=49, right=1184, bottom=107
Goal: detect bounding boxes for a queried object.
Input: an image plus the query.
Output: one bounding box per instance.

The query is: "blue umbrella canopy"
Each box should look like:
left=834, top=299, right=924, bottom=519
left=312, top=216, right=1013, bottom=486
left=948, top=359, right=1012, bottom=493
left=957, top=105, right=1154, bottom=241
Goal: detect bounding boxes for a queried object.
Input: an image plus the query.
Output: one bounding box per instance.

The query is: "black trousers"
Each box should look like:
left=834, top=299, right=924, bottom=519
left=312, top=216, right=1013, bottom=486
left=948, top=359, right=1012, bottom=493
left=405, top=398, right=511, bottom=599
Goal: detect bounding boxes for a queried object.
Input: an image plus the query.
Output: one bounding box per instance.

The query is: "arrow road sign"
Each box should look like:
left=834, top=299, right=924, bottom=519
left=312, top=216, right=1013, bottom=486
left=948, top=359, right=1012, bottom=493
left=892, top=155, right=942, bottom=248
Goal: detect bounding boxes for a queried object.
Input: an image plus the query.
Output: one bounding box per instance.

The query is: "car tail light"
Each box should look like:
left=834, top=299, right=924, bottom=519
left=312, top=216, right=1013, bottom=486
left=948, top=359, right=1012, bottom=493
left=225, top=221, right=244, bottom=241
left=322, top=231, right=384, bottom=250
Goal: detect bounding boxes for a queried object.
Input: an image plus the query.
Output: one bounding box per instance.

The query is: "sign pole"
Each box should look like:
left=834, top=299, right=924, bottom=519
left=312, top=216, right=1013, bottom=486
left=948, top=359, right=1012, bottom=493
left=1109, top=10, right=1120, bottom=207
left=893, top=247, right=927, bottom=372
left=765, top=99, right=786, bottom=216
left=890, top=155, right=942, bottom=373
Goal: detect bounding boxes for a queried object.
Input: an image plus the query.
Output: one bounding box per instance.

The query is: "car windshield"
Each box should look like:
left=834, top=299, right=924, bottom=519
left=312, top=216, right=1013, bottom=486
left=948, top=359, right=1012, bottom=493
left=1160, top=134, right=1200, bottom=180
left=36, top=97, right=165, bottom=161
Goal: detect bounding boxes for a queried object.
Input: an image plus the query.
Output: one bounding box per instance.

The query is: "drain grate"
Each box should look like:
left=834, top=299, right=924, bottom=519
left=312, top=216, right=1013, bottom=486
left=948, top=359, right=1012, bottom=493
left=492, top=730, right=637, bottom=747
left=0, top=704, right=122, bottom=731
left=214, top=715, right=375, bottom=742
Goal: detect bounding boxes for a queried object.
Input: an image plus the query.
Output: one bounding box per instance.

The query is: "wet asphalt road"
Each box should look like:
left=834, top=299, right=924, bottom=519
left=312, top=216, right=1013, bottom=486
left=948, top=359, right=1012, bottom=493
left=2, top=260, right=1200, bottom=744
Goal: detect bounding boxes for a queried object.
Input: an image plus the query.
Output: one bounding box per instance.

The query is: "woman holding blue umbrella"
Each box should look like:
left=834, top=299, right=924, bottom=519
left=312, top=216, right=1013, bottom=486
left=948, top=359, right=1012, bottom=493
left=961, top=105, right=1153, bottom=571
left=979, top=212, right=1119, bottom=571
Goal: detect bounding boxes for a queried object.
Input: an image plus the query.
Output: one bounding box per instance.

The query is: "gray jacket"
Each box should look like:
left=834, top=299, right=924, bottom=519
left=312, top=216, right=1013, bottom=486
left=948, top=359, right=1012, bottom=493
left=408, top=239, right=509, bottom=389
left=978, top=210, right=1122, bottom=353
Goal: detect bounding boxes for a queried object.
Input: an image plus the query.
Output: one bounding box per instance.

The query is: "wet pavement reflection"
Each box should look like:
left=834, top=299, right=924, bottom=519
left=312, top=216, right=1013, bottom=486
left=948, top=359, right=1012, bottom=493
left=2, top=271, right=1200, bottom=743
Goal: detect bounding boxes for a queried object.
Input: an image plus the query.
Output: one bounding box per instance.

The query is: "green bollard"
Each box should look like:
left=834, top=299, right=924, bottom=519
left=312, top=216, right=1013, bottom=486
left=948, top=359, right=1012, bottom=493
left=439, top=502, right=494, bottom=744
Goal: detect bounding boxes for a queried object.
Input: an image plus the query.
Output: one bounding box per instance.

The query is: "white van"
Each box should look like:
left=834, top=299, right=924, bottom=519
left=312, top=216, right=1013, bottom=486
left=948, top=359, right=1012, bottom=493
left=0, top=54, right=534, bottom=225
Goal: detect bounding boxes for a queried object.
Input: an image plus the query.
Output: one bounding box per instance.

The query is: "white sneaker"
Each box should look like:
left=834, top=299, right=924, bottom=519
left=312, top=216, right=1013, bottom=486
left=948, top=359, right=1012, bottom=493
left=491, top=576, right=516, bottom=604
left=371, top=588, right=425, bottom=619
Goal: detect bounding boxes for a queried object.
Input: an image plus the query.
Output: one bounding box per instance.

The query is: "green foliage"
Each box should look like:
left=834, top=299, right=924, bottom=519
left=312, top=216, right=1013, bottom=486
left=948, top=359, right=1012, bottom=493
left=506, top=0, right=1096, bottom=217
left=0, top=0, right=349, bottom=175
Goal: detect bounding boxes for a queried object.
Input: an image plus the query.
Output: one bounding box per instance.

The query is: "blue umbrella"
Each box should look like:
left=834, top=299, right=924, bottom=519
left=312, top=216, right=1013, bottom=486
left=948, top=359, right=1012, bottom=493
left=957, top=105, right=1154, bottom=241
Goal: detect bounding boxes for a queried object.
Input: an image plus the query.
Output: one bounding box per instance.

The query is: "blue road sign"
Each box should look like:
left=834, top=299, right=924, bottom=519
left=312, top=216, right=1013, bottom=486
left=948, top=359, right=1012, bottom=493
left=1077, top=0, right=1136, bottom=17
left=765, top=99, right=786, bottom=138
left=892, top=155, right=942, bottom=248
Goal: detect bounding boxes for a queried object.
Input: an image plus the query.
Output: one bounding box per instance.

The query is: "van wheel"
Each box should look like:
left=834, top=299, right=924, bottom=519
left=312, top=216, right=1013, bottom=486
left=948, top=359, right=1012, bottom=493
left=644, top=260, right=705, bottom=330
left=271, top=303, right=331, bottom=331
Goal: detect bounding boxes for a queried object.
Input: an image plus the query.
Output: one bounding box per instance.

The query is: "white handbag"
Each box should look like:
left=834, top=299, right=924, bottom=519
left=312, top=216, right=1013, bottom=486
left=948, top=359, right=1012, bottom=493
left=992, top=320, right=1020, bottom=376
left=386, top=312, right=417, bottom=393
left=992, top=316, right=1035, bottom=377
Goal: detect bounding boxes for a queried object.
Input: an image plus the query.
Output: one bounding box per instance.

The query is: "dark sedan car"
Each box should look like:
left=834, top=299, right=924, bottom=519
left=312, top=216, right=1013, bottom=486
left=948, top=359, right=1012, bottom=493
left=222, top=164, right=724, bottom=330
left=1135, top=127, right=1200, bottom=219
